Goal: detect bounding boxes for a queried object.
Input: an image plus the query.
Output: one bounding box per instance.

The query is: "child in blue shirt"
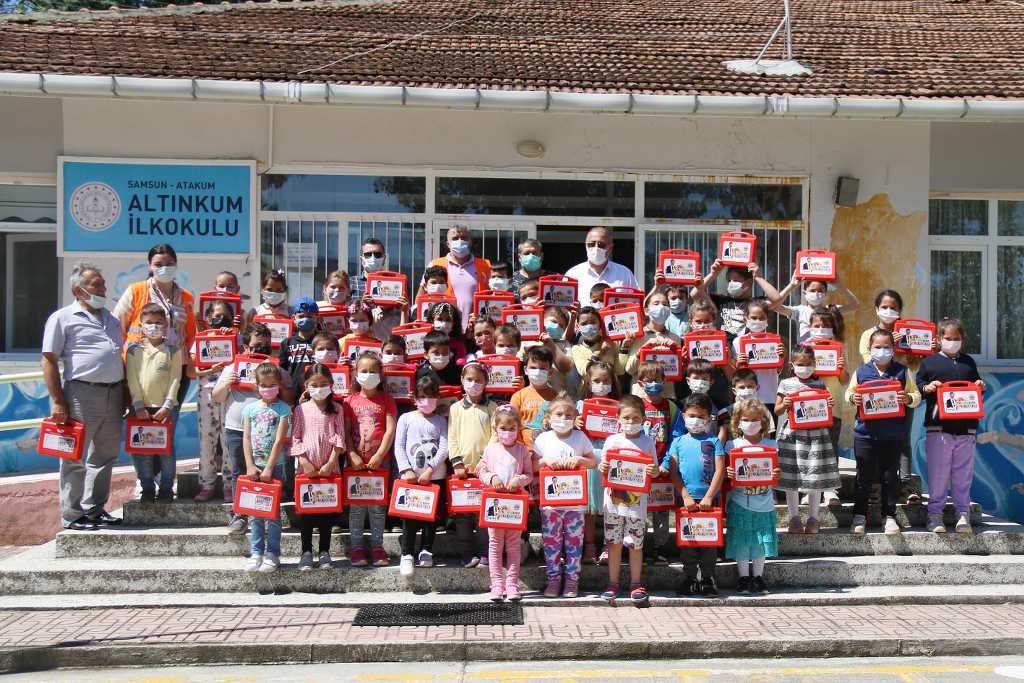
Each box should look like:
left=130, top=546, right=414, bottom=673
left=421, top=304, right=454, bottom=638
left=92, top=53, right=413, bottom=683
left=662, top=393, right=725, bottom=597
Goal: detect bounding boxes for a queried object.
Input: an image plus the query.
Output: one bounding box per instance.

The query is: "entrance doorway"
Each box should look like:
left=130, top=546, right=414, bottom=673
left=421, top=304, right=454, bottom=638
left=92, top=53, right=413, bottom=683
left=536, top=226, right=636, bottom=279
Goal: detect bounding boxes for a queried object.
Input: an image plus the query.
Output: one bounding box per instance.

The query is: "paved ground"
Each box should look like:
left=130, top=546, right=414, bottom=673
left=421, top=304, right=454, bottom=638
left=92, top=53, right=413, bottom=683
left=7, top=657, right=1024, bottom=682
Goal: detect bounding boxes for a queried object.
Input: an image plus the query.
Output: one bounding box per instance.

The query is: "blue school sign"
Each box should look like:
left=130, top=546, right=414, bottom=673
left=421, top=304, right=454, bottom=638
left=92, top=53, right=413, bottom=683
left=60, top=158, right=253, bottom=253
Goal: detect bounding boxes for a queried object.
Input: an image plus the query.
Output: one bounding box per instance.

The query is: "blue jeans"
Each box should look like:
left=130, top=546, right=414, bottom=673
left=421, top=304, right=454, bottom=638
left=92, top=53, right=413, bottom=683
left=133, top=452, right=176, bottom=495
left=223, top=429, right=246, bottom=503
left=249, top=464, right=283, bottom=557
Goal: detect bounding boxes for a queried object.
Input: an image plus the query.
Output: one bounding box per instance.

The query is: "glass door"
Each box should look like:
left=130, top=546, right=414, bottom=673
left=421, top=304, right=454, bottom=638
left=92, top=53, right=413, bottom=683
left=5, top=234, right=58, bottom=352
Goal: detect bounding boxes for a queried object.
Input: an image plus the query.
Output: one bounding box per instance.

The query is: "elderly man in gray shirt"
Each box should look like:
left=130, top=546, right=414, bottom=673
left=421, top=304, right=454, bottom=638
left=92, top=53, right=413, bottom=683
left=41, top=262, right=126, bottom=531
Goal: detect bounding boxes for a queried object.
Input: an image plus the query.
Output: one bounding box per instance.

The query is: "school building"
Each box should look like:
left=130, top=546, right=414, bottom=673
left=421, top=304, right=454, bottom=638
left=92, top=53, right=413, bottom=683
left=0, top=0, right=1023, bottom=523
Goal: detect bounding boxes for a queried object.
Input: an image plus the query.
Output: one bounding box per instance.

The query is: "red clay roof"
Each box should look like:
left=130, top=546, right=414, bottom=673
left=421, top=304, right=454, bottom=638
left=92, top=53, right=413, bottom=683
left=1, top=0, right=1022, bottom=98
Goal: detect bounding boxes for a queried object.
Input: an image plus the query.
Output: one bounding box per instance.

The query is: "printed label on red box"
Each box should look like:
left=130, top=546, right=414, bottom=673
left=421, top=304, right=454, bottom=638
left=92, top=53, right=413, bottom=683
left=659, top=249, right=700, bottom=285
left=720, top=232, right=756, bottom=267
left=648, top=477, right=676, bottom=511
left=894, top=319, right=937, bottom=356
left=38, top=419, right=85, bottom=461
left=343, top=338, right=382, bottom=363
left=676, top=509, right=724, bottom=547
left=600, top=303, right=643, bottom=340
left=42, top=432, right=79, bottom=456
left=384, top=364, right=414, bottom=403
left=417, top=295, right=457, bottom=321
left=253, top=315, right=293, bottom=347
left=448, top=478, right=484, bottom=514
left=807, top=340, right=843, bottom=377
left=500, top=306, right=543, bottom=341
left=581, top=398, right=619, bottom=439
left=318, top=306, right=349, bottom=337
left=474, top=291, right=514, bottom=323
left=938, top=383, right=984, bottom=420
left=639, top=346, right=682, bottom=381
left=729, top=446, right=778, bottom=487
left=343, top=469, right=389, bottom=505
left=232, top=353, right=278, bottom=390
left=539, top=469, right=588, bottom=507
left=603, top=449, right=651, bottom=492
left=739, top=333, right=784, bottom=369
left=388, top=482, right=440, bottom=521
left=367, top=272, right=406, bottom=305
left=685, top=331, right=728, bottom=366
left=295, top=476, right=343, bottom=514
left=788, top=390, right=833, bottom=429
left=199, top=291, right=242, bottom=321
left=539, top=275, right=579, bottom=308
left=479, top=354, right=521, bottom=394
left=196, top=334, right=236, bottom=368
left=479, top=490, right=529, bottom=530
left=326, top=363, right=350, bottom=398
left=858, top=380, right=905, bottom=421
left=796, top=250, right=837, bottom=281
left=234, top=477, right=282, bottom=520
left=603, top=287, right=645, bottom=307
left=125, top=419, right=172, bottom=455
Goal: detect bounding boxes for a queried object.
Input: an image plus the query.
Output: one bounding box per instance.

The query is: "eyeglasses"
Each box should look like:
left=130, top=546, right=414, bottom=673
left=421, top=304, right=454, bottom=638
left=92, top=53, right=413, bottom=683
left=586, top=241, right=608, bottom=249
left=362, top=251, right=384, bottom=258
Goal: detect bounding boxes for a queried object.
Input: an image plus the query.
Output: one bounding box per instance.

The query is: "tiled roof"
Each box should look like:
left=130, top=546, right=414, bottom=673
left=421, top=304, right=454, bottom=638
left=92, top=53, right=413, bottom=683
left=1, top=0, right=1023, bottom=99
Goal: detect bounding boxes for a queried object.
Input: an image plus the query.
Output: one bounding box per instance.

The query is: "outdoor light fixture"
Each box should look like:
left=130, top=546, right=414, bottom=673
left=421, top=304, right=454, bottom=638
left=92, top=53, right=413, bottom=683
left=516, top=140, right=545, bottom=159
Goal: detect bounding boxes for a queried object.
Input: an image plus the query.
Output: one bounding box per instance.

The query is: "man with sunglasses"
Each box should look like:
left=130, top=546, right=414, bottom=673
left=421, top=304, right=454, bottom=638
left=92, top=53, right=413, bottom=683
left=565, top=227, right=638, bottom=304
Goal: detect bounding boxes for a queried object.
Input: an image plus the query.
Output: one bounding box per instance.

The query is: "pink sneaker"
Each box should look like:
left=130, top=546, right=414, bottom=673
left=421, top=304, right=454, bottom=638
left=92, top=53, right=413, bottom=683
left=543, top=578, right=562, bottom=597
left=349, top=547, right=368, bottom=567
left=194, top=486, right=216, bottom=503
left=371, top=547, right=390, bottom=567
left=506, top=578, right=522, bottom=602
left=562, top=578, right=579, bottom=598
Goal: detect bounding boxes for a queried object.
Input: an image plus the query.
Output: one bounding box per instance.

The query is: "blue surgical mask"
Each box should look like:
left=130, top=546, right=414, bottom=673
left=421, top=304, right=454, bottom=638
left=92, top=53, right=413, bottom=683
left=451, top=239, right=471, bottom=258
left=648, top=304, right=670, bottom=324
left=579, top=323, right=599, bottom=337
left=295, top=317, right=316, bottom=332
left=544, top=321, right=565, bottom=341
left=520, top=253, right=542, bottom=272
left=669, top=297, right=686, bottom=313
left=871, top=347, right=894, bottom=364
left=643, top=382, right=664, bottom=398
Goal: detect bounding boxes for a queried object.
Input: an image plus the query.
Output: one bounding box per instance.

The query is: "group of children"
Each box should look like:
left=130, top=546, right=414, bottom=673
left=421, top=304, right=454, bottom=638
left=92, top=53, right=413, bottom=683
left=123, top=249, right=984, bottom=601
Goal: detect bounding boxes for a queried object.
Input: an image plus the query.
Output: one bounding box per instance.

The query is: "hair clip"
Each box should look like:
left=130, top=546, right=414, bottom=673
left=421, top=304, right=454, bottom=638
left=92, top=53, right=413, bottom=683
left=496, top=404, right=517, bottom=414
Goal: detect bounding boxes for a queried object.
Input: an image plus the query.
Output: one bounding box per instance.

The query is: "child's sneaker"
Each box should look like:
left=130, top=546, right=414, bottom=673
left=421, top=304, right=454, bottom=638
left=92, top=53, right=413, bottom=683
left=506, top=581, right=522, bottom=602
left=318, top=551, right=333, bottom=568
left=349, top=547, right=368, bottom=567
left=601, top=583, right=620, bottom=602
left=804, top=517, right=820, bottom=535
left=928, top=514, right=947, bottom=534
left=194, top=486, right=216, bottom=503
left=676, top=578, right=698, bottom=596
left=851, top=515, right=867, bottom=536
left=956, top=513, right=973, bottom=534
left=751, top=576, right=767, bottom=594
left=371, top=547, right=390, bottom=567
left=561, top=578, right=579, bottom=598
left=227, top=515, right=247, bottom=535
left=787, top=517, right=805, bottom=534
left=736, top=576, right=752, bottom=594
left=245, top=554, right=263, bottom=572
left=543, top=578, right=562, bottom=597
left=258, top=554, right=279, bottom=573
left=489, top=580, right=505, bottom=602
left=884, top=516, right=902, bottom=535
left=629, top=583, right=650, bottom=607
left=298, top=551, right=314, bottom=571
left=464, top=556, right=480, bottom=569
left=399, top=554, right=415, bottom=577
left=417, top=549, right=434, bottom=567
left=478, top=556, right=489, bottom=567
left=699, top=577, right=719, bottom=597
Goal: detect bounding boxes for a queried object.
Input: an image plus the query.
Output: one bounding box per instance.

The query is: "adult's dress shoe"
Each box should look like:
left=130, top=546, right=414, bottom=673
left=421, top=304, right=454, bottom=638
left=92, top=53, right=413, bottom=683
left=65, top=516, right=98, bottom=531
left=89, top=510, right=122, bottom=526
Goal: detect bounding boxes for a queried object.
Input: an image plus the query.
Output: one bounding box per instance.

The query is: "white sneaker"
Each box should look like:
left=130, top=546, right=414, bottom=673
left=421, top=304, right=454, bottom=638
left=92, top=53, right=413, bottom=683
left=418, top=549, right=434, bottom=567
left=400, top=554, right=415, bottom=577
left=245, top=554, right=263, bottom=572
left=956, top=514, right=973, bottom=534
left=258, top=553, right=280, bottom=573
left=928, top=514, right=947, bottom=534
left=318, top=551, right=333, bottom=568
left=884, top=516, right=901, bottom=535
left=851, top=515, right=866, bottom=536
left=298, top=551, right=314, bottom=572
left=822, top=490, right=840, bottom=505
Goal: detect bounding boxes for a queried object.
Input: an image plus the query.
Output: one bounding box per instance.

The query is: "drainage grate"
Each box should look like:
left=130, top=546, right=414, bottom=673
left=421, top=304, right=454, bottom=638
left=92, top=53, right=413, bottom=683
left=353, top=602, right=524, bottom=627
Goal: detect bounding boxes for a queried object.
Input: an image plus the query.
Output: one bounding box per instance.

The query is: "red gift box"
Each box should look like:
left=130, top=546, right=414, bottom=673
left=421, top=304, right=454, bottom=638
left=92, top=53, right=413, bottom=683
left=194, top=331, right=237, bottom=369
left=739, top=332, right=784, bottom=370
left=392, top=322, right=432, bottom=360
left=252, top=314, right=294, bottom=348
left=787, top=388, right=834, bottom=429
left=478, top=354, right=521, bottom=394
left=599, top=302, right=644, bottom=341
left=124, top=417, right=173, bottom=455
left=719, top=231, right=757, bottom=267
left=893, top=318, right=937, bottom=357
left=317, top=304, right=349, bottom=339
left=658, top=249, right=701, bottom=285
left=538, top=274, right=579, bottom=308
left=325, top=362, right=350, bottom=400
left=294, top=474, right=343, bottom=514
left=648, top=475, right=677, bottom=511
left=447, top=476, right=485, bottom=514
left=580, top=397, right=620, bottom=439
left=383, top=363, right=415, bottom=404
left=198, top=290, right=242, bottom=323
left=806, top=339, right=843, bottom=377
left=233, top=476, right=282, bottom=520
left=602, top=447, right=652, bottom=493
left=857, top=379, right=906, bottom=421
left=728, top=444, right=778, bottom=487
left=479, top=489, right=530, bottom=530
left=500, top=304, right=544, bottom=341
left=388, top=481, right=441, bottom=521
left=676, top=508, right=724, bottom=547
left=367, top=271, right=407, bottom=308
left=937, top=381, right=985, bottom=420
left=602, top=286, right=645, bottom=308
left=342, top=468, right=390, bottom=506
left=417, top=294, right=457, bottom=322
left=795, top=249, right=837, bottom=282
left=685, top=329, right=729, bottom=367
left=473, top=289, right=515, bottom=324
left=232, top=353, right=279, bottom=391
left=342, top=336, right=382, bottom=364
left=37, top=418, right=85, bottom=461
left=639, top=343, right=683, bottom=381
left=539, top=468, right=588, bottom=507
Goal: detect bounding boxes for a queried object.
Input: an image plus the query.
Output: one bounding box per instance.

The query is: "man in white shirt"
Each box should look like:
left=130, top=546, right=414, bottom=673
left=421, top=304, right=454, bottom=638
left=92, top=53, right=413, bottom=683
left=565, top=227, right=639, bottom=303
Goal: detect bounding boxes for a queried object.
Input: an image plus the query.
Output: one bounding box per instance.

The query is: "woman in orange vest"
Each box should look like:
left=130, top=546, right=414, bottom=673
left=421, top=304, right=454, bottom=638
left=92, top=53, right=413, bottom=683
left=421, top=226, right=491, bottom=333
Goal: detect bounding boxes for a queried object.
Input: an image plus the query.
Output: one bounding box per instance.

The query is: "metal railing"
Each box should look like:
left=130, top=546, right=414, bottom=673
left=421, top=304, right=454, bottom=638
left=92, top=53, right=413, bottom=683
left=0, top=371, right=197, bottom=432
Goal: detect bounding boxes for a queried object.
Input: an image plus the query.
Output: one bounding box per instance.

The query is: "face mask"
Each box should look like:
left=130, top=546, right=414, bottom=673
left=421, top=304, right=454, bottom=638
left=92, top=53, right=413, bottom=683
left=433, top=320, right=453, bottom=334
left=216, top=285, right=236, bottom=293
left=496, top=346, right=516, bottom=356
left=648, top=304, right=670, bottom=324
left=489, top=277, right=508, bottom=291
left=526, top=368, right=549, bottom=386
left=809, top=327, right=833, bottom=339
left=579, top=323, right=599, bottom=337
left=549, top=417, right=573, bottom=434
left=362, top=255, right=384, bottom=272
left=620, top=421, right=642, bottom=436
left=544, top=321, right=564, bottom=341
left=308, top=386, right=332, bottom=401
left=726, top=280, right=747, bottom=297
left=416, top=397, right=438, bottom=413
left=382, top=353, right=404, bottom=364
left=426, top=283, right=446, bottom=294
left=350, top=320, right=369, bottom=333
left=871, top=347, right=894, bottom=364
left=356, top=372, right=380, bottom=389
left=941, top=339, right=962, bottom=355
left=82, top=292, right=107, bottom=309
left=428, top=353, right=450, bottom=370
left=739, top=420, right=762, bottom=436
left=450, top=239, right=471, bottom=258
left=314, top=349, right=338, bottom=364
left=143, top=323, right=164, bottom=339
left=497, top=428, right=519, bottom=446
left=735, top=387, right=757, bottom=401
left=804, top=291, right=826, bottom=306
left=688, top=379, right=710, bottom=394
left=793, top=365, right=815, bottom=379
left=691, top=321, right=714, bottom=331
left=258, top=386, right=279, bottom=400
left=669, top=297, right=686, bottom=313
left=746, top=319, right=768, bottom=333
left=522, top=295, right=538, bottom=305
left=590, top=381, right=611, bottom=397
left=877, top=307, right=900, bottom=323
left=296, top=317, right=316, bottom=333
left=587, top=246, right=608, bottom=266
left=590, top=301, right=603, bottom=311
left=520, top=253, right=542, bottom=273
left=250, top=343, right=272, bottom=356
left=463, top=380, right=484, bottom=397
left=262, top=291, right=286, bottom=306
left=327, top=289, right=347, bottom=303
left=153, top=265, right=177, bottom=283
left=210, top=315, right=232, bottom=329
left=644, top=382, right=664, bottom=398
left=684, top=416, right=707, bottom=435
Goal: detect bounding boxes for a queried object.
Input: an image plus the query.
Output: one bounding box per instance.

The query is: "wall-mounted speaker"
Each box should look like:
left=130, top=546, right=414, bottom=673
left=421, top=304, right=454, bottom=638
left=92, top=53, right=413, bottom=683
left=834, top=176, right=860, bottom=208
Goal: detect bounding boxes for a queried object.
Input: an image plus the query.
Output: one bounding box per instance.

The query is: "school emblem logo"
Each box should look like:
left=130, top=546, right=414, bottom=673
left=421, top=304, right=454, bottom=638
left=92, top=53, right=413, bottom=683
left=70, top=182, right=121, bottom=231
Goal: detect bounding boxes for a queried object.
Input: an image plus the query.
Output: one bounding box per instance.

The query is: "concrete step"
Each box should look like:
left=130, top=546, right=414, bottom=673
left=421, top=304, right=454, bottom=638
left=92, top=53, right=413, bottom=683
left=5, top=544, right=1024, bottom=594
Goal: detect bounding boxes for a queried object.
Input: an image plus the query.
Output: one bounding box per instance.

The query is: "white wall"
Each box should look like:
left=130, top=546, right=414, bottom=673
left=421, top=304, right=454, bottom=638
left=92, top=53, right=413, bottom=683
left=0, top=97, right=61, bottom=176
left=931, top=122, right=1024, bottom=192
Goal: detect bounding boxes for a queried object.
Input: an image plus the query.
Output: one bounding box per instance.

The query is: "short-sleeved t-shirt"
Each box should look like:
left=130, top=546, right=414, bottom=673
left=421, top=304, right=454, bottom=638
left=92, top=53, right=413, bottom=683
left=533, top=429, right=595, bottom=513
left=710, top=294, right=750, bottom=339
left=666, top=432, right=724, bottom=502
left=602, top=431, right=656, bottom=519
left=343, top=390, right=398, bottom=459
left=241, top=400, right=291, bottom=467
left=510, top=384, right=559, bottom=450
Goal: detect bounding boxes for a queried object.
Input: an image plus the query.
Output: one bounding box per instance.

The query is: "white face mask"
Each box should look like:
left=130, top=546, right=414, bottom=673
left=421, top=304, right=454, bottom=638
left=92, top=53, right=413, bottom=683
left=691, top=321, right=714, bottom=331
left=684, top=416, right=707, bottom=435
left=809, top=327, right=833, bottom=339
left=793, top=365, right=815, bottom=379
left=526, top=368, right=549, bottom=386
left=590, top=301, right=602, bottom=311
left=262, top=290, right=286, bottom=306
left=587, top=246, right=608, bottom=265
left=941, top=339, right=962, bottom=356
left=688, top=378, right=711, bottom=394
left=877, top=307, right=900, bottom=323
left=489, top=277, right=508, bottom=291
left=362, top=255, right=384, bottom=272
left=669, top=297, right=686, bottom=313
left=308, top=386, right=332, bottom=401
left=647, top=304, right=670, bottom=324
left=350, top=320, right=369, bottom=333
left=216, top=285, right=236, bottom=293
left=735, top=387, right=757, bottom=401
left=870, top=347, right=894, bottom=364
left=549, top=417, right=574, bottom=434
left=314, top=349, right=338, bottom=364
left=463, top=380, right=484, bottom=397
left=382, top=353, right=404, bottom=364
left=356, top=372, right=380, bottom=389
left=590, top=381, right=611, bottom=397
left=804, top=291, right=826, bottom=306
left=620, top=421, right=642, bottom=436
left=496, top=345, right=517, bottom=356
left=433, top=320, right=453, bottom=334
left=726, top=281, right=747, bottom=297
left=428, top=353, right=450, bottom=370
left=143, top=322, right=164, bottom=339
left=522, top=296, right=538, bottom=305
left=152, top=265, right=177, bottom=283
left=426, top=282, right=446, bottom=294
left=746, top=319, right=768, bottom=333
left=739, top=420, right=762, bottom=436
left=81, top=292, right=107, bottom=309
left=326, top=288, right=347, bottom=303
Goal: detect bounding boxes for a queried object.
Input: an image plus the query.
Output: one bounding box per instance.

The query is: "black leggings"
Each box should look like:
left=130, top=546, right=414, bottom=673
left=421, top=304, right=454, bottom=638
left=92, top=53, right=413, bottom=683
left=300, top=513, right=336, bottom=554
left=853, top=438, right=901, bottom=518
left=400, top=492, right=446, bottom=556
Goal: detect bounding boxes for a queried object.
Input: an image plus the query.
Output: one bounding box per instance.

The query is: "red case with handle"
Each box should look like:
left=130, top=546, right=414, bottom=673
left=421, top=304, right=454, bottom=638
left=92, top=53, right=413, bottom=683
left=383, top=363, right=415, bottom=404
left=795, top=249, right=837, bottom=282
left=580, top=397, right=620, bottom=439
left=500, top=304, right=544, bottom=341
left=124, top=417, right=173, bottom=455
left=392, top=322, right=432, bottom=360
left=252, top=314, right=294, bottom=348
left=479, top=489, right=530, bottom=530
left=366, top=271, right=408, bottom=307
left=639, top=343, right=683, bottom=381
left=602, top=447, right=652, bottom=493
left=719, top=231, right=757, bottom=267
left=685, top=329, right=729, bottom=367
left=448, top=477, right=485, bottom=515
left=233, top=476, right=282, bottom=520
left=599, top=302, right=643, bottom=341
left=728, top=445, right=778, bottom=487
left=194, top=331, right=237, bottom=369
left=937, top=381, right=985, bottom=420
left=538, top=274, right=579, bottom=308
left=231, top=353, right=279, bottom=391
left=738, top=332, right=784, bottom=370
left=342, top=468, right=390, bottom=506
left=893, top=318, right=937, bottom=357
left=294, top=475, right=343, bottom=514
left=388, top=481, right=440, bottom=521
left=658, top=249, right=701, bottom=285
left=473, top=289, right=515, bottom=323
left=478, top=354, right=522, bottom=394
left=37, top=419, right=85, bottom=461
left=538, top=468, right=588, bottom=507
left=787, top=388, right=834, bottom=429
left=317, top=304, right=349, bottom=338
left=857, top=379, right=906, bottom=421
left=806, top=339, right=843, bottom=378
left=602, top=287, right=645, bottom=308
left=676, top=508, right=724, bottom=547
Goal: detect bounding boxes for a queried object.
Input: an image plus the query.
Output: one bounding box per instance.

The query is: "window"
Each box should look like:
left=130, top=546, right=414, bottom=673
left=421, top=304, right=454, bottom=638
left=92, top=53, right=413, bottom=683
left=260, top=219, right=341, bottom=307
left=929, top=197, right=1024, bottom=361
left=436, top=177, right=635, bottom=217
left=645, top=182, right=803, bottom=221
left=0, top=184, right=56, bottom=231
left=261, top=175, right=425, bottom=213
